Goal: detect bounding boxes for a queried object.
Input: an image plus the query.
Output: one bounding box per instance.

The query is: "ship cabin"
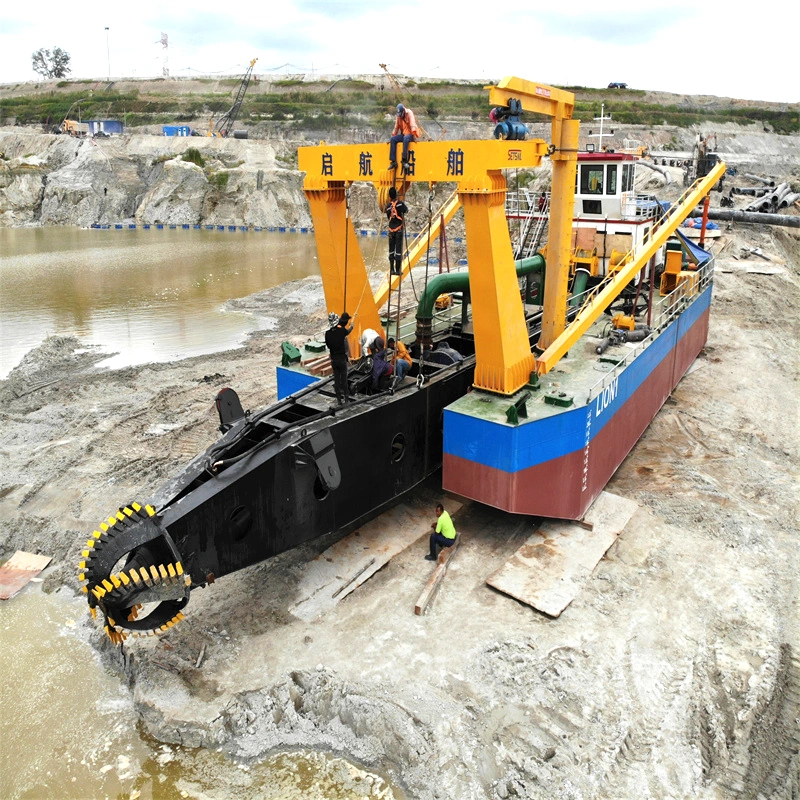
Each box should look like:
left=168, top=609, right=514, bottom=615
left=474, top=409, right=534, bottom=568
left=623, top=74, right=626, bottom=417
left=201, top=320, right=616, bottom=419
left=507, top=147, right=663, bottom=278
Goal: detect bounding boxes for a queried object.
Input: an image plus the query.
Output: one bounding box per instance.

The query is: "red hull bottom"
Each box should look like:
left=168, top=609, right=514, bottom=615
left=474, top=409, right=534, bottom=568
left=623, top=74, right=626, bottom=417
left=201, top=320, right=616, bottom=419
left=443, top=306, right=710, bottom=519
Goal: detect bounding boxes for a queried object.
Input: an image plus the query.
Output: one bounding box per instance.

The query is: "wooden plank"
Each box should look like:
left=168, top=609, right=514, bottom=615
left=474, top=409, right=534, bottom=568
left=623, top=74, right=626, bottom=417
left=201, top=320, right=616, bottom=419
left=486, top=492, right=637, bottom=618
left=415, top=536, right=460, bottom=616
left=289, top=499, right=462, bottom=621
left=0, top=551, right=52, bottom=600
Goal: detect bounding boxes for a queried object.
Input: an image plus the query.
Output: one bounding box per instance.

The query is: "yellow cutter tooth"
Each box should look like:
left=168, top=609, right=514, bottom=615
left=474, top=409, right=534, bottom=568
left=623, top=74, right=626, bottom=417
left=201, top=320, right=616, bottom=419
left=78, top=573, right=86, bottom=581
left=130, top=570, right=141, bottom=585
left=176, top=612, right=185, bottom=622
left=123, top=506, right=133, bottom=517
left=78, top=560, right=86, bottom=569
left=108, top=616, right=116, bottom=627
left=110, top=574, right=121, bottom=589
left=91, top=586, right=104, bottom=600
left=116, top=511, right=125, bottom=522
left=145, top=504, right=156, bottom=517
left=85, top=539, right=95, bottom=549
left=102, top=579, right=113, bottom=592
left=81, top=586, right=88, bottom=593
left=90, top=606, right=97, bottom=618
left=119, top=572, right=130, bottom=586
left=158, top=565, right=168, bottom=579
left=100, top=522, right=109, bottom=532
left=167, top=564, right=176, bottom=578
left=92, top=531, right=101, bottom=540
left=81, top=550, right=89, bottom=558
left=176, top=562, right=184, bottom=576
left=184, top=576, right=192, bottom=587
left=132, top=502, right=142, bottom=512
left=139, top=567, right=151, bottom=585
left=149, top=565, right=159, bottom=582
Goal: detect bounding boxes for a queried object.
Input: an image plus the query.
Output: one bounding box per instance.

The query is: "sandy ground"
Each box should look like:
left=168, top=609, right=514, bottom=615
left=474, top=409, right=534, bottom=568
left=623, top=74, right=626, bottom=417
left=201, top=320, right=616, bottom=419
left=1, top=214, right=799, bottom=798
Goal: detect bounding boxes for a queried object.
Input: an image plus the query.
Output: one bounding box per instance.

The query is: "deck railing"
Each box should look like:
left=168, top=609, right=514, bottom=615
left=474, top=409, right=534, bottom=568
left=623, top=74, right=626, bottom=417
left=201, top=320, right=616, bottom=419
left=584, top=257, right=714, bottom=404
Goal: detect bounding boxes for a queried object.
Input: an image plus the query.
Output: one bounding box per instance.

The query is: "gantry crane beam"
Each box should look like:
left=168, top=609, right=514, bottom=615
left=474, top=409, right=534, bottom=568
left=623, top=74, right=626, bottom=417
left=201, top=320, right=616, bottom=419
left=299, top=137, right=550, bottom=394
left=535, top=160, right=727, bottom=375
left=487, top=77, right=579, bottom=353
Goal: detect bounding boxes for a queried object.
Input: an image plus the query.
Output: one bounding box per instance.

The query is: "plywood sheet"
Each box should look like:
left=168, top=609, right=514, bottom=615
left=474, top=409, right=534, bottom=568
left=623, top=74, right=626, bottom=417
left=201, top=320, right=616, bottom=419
left=290, top=499, right=462, bottom=621
left=486, top=492, right=637, bottom=617
left=594, top=232, right=632, bottom=257
left=0, top=551, right=52, bottom=600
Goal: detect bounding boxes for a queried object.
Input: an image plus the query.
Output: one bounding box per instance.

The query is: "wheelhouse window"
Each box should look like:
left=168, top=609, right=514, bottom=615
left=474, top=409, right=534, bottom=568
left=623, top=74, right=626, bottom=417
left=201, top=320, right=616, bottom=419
left=580, top=164, right=604, bottom=195
left=622, top=164, right=634, bottom=192
left=606, top=165, right=618, bottom=195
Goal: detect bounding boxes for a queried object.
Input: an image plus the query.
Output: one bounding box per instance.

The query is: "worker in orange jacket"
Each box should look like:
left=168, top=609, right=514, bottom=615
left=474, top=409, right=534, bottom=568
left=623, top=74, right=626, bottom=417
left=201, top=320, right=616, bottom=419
left=387, top=337, right=412, bottom=381
left=389, top=104, right=419, bottom=171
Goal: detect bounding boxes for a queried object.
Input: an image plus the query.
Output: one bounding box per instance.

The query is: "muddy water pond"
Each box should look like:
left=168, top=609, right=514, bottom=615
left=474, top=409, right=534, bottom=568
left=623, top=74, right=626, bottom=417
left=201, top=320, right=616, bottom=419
left=0, top=574, right=403, bottom=799
left=0, top=226, right=403, bottom=797
left=0, top=227, right=386, bottom=379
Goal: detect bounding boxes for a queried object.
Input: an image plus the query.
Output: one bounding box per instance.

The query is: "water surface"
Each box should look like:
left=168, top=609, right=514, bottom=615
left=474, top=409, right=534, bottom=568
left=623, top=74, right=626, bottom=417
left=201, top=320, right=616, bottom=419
left=0, top=584, right=401, bottom=799
left=0, top=227, right=323, bottom=378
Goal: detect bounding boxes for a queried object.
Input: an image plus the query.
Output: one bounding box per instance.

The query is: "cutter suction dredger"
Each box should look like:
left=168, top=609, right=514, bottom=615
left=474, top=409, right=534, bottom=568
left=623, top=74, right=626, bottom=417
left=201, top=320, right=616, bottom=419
left=79, top=75, right=725, bottom=642
left=79, top=352, right=480, bottom=642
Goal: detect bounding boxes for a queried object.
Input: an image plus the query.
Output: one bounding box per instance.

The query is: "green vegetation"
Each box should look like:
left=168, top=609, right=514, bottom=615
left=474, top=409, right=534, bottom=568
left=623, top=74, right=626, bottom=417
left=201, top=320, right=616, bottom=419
left=211, top=170, right=230, bottom=189
left=0, top=79, right=796, bottom=135
left=572, top=100, right=800, bottom=134
left=181, top=148, right=205, bottom=167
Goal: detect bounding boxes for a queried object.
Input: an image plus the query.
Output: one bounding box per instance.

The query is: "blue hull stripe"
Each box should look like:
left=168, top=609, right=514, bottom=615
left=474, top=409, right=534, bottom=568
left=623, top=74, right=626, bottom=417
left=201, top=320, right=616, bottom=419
left=443, top=286, right=711, bottom=473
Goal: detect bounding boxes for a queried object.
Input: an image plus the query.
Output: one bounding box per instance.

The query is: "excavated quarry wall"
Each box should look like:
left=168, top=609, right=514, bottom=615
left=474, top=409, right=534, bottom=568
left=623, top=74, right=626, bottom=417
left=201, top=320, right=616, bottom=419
left=2, top=122, right=798, bottom=230
left=0, top=130, right=312, bottom=229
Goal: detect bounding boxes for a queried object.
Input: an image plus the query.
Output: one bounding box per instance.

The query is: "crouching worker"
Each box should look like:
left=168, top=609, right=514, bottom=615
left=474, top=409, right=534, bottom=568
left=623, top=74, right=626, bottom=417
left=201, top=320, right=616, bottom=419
left=387, top=336, right=412, bottom=381
left=426, top=503, right=456, bottom=561
left=371, top=336, right=393, bottom=391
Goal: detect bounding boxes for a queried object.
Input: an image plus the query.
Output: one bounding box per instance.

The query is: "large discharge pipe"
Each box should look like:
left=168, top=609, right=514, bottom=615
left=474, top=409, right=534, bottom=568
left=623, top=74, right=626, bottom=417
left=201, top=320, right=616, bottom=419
left=707, top=209, right=800, bottom=228
left=415, top=255, right=546, bottom=343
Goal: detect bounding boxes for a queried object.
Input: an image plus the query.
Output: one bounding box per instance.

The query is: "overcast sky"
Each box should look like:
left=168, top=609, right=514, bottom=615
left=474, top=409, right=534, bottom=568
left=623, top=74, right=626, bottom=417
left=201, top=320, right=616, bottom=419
left=1, top=0, right=795, bottom=104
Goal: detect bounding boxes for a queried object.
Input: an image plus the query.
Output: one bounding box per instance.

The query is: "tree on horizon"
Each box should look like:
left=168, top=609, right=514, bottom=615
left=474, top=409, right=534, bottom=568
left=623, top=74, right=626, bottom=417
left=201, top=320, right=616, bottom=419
left=31, top=47, right=72, bottom=80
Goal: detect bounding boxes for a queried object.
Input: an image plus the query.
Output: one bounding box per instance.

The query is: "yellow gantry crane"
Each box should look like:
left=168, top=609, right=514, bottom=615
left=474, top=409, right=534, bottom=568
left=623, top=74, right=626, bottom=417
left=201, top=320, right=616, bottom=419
left=298, top=76, right=722, bottom=395
left=299, top=76, right=578, bottom=396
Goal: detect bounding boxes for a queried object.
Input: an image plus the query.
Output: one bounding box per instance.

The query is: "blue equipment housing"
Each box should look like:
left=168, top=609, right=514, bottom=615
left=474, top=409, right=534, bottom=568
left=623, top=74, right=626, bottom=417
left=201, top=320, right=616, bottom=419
left=492, top=99, right=529, bottom=141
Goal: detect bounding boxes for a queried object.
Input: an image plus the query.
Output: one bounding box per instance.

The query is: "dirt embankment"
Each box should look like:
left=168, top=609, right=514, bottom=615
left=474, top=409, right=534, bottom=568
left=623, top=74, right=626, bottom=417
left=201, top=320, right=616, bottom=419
left=2, top=114, right=799, bottom=229
left=1, top=213, right=799, bottom=798
left=0, top=130, right=310, bottom=228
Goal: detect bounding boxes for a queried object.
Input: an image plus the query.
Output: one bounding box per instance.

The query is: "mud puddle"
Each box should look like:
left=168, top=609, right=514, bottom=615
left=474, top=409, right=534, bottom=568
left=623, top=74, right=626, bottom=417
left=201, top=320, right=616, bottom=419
left=0, top=583, right=402, bottom=799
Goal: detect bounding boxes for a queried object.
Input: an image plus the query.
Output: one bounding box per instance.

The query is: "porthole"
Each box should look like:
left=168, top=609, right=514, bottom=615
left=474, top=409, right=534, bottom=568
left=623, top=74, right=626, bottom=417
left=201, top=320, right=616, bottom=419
left=229, top=505, right=252, bottom=541
left=313, top=474, right=329, bottom=501
left=391, top=433, right=406, bottom=463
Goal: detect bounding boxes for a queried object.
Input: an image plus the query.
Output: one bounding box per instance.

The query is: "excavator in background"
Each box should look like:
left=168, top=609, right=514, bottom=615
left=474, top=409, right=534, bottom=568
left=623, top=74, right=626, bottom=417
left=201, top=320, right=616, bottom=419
left=205, top=58, right=258, bottom=137
left=683, top=132, right=720, bottom=186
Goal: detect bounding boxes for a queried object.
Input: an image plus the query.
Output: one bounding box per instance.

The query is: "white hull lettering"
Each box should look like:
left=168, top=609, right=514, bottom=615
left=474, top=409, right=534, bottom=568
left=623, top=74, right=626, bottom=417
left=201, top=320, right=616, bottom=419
left=595, top=377, right=619, bottom=417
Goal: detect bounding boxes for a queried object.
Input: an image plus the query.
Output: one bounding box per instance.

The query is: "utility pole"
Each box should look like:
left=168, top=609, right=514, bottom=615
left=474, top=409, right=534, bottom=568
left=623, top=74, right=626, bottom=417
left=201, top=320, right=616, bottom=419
left=160, top=33, right=169, bottom=77
left=104, top=27, right=110, bottom=80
